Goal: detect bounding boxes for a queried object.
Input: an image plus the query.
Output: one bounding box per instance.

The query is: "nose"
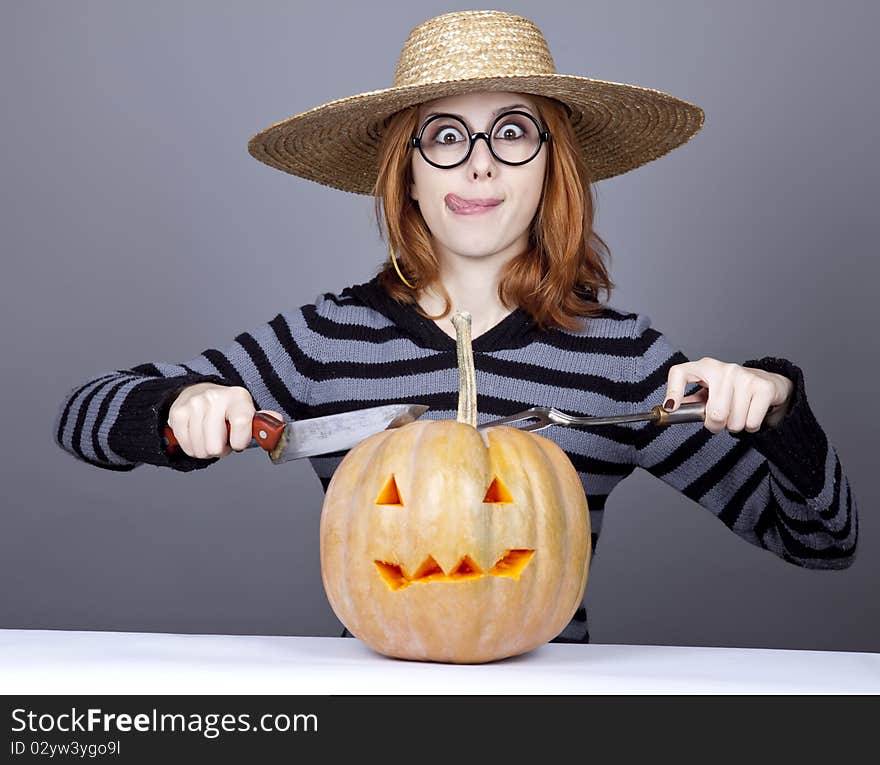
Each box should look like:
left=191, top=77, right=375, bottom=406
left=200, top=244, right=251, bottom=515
left=466, top=134, right=496, bottom=179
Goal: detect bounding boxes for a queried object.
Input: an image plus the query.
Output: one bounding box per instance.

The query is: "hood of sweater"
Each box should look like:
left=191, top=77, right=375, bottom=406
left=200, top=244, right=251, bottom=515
left=338, top=274, right=546, bottom=353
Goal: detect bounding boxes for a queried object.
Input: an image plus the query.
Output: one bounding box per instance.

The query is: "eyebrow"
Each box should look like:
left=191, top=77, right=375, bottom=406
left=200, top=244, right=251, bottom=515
left=421, top=103, right=535, bottom=123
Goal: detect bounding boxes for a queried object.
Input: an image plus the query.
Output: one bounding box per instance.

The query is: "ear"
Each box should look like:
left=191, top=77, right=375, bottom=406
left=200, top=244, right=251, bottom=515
left=410, top=181, right=418, bottom=201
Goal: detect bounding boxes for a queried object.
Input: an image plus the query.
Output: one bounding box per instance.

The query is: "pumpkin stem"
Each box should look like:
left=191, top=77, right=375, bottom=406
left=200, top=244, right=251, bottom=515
left=451, top=310, right=477, bottom=427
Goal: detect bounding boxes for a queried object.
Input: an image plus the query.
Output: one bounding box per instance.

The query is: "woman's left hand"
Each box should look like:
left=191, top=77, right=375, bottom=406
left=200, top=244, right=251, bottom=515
left=663, top=357, right=795, bottom=434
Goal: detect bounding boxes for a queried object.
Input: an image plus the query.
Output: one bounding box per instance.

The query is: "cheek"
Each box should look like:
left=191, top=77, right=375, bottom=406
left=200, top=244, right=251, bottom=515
left=410, top=157, right=438, bottom=200
left=504, top=176, right=543, bottom=231
left=410, top=170, right=448, bottom=228
left=522, top=163, right=546, bottom=209
left=411, top=171, right=440, bottom=219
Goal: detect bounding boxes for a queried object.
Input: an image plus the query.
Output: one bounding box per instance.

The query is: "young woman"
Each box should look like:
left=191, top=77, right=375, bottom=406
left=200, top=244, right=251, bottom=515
left=54, top=11, right=858, bottom=644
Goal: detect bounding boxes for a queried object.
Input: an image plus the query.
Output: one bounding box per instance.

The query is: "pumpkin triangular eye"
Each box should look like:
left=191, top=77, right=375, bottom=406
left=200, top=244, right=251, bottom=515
left=375, top=475, right=404, bottom=505
left=483, top=476, right=514, bottom=503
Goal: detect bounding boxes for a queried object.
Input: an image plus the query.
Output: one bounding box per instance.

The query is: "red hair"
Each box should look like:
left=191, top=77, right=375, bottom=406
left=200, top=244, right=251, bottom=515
left=371, top=95, right=615, bottom=331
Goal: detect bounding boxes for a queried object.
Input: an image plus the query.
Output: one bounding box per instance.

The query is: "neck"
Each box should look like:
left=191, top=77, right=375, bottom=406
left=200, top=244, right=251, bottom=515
left=417, top=246, right=519, bottom=336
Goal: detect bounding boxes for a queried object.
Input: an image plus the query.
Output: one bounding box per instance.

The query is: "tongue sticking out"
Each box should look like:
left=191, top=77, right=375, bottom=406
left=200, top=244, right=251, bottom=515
left=445, top=194, right=469, bottom=211
left=445, top=193, right=493, bottom=212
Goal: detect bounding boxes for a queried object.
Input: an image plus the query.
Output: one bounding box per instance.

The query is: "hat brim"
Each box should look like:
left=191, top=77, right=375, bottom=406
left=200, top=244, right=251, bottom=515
left=247, top=73, right=705, bottom=195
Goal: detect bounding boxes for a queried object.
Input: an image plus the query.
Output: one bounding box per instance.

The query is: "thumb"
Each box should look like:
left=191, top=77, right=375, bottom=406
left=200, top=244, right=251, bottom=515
left=665, top=364, right=709, bottom=412
left=663, top=386, right=683, bottom=412
left=665, top=382, right=708, bottom=411
left=664, top=366, right=688, bottom=412
left=256, top=409, right=285, bottom=422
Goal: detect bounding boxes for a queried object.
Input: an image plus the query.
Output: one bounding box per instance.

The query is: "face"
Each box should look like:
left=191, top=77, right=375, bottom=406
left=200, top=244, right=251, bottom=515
left=410, top=91, right=547, bottom=266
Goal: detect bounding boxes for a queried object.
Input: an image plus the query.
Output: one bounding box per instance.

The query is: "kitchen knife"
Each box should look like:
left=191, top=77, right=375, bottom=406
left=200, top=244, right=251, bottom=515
left=163, top=403, right=430, bottom=464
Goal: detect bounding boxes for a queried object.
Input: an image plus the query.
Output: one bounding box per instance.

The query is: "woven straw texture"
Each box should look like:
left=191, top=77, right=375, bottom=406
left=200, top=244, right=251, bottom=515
left=247, top=10, right=705, bottom=194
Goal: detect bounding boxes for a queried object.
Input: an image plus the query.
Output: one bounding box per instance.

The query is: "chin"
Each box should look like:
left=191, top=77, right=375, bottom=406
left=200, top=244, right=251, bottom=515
left=448, top=246, right=498, bottom=259
left=444, top=234, right=500, bottom=251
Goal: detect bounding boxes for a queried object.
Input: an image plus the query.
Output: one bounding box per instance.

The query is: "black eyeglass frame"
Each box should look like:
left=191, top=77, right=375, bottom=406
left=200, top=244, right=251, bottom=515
left=410, top=110, right=551, bottom=169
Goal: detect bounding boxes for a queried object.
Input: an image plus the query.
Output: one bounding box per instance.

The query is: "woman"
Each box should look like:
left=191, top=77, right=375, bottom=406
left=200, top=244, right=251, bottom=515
left=53, top=11, right=858, bottom=644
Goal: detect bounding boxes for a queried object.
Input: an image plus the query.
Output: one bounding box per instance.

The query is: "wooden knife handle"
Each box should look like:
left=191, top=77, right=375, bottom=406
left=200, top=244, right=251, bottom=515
left=163, top=412, right=285, bottom=455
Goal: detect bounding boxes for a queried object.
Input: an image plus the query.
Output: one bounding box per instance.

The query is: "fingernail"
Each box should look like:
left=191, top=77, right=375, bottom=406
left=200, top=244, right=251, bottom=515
left=665, top=398, right=675, bottom=410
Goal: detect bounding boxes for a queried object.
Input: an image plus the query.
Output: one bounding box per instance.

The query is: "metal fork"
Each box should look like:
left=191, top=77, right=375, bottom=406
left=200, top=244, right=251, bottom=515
left=476, top=402, right=708, bottom=432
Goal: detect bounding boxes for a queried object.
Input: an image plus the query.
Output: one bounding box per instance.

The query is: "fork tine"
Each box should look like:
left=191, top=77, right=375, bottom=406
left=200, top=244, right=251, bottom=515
left=518, top=420, right=551, bottom=432
left=477, top=412, right=552, bottom=431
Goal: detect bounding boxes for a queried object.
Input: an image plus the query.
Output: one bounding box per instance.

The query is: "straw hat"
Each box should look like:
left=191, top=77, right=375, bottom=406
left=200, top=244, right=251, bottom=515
left=247, top=9, right=705, bottom=195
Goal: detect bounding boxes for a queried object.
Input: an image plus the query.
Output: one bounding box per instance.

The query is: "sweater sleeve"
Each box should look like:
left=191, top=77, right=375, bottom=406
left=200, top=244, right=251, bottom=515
left=628, top=313, right=858, bottom=570
left=53, top=307, right=318, bottom=472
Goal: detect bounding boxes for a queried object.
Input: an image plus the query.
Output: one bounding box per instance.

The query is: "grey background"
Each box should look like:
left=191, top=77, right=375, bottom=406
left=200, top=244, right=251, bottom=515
left=2, top=0, right=877, bottom=652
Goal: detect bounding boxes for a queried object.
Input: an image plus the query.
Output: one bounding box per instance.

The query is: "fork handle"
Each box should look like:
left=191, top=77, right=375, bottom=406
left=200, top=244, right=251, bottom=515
left=544, top=401, right=707, bottom=428
left=651, top=401, right=706, bottom=426
left=651, top=400, right=789, bottom=427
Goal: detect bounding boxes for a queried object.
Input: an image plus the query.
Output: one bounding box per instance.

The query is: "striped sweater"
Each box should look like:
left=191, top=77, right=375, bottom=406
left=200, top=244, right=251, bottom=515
left=53, top=274, right=859, bottom=643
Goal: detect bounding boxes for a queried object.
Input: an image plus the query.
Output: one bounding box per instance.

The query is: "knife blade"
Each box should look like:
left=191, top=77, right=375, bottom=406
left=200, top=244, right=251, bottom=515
left=163, top=403, right=430, bottom=464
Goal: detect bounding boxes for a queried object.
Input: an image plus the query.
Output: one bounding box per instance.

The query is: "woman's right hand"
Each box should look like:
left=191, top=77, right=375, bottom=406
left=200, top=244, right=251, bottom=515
left=167, top=382, right=284, bottom=459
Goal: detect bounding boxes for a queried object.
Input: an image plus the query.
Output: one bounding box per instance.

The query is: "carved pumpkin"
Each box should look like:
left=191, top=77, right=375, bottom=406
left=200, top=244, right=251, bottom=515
left=319, top=311, right=591, bottom=664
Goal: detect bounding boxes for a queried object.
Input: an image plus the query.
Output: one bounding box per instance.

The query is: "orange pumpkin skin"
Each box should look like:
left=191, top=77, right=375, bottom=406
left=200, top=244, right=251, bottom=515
left=319, top=418, right=591, bottom=664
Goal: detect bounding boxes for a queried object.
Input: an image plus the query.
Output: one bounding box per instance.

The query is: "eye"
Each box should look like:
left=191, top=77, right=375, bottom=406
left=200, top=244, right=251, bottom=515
left=375, top=475, right=403, bottom=506
left=482, top=476, right=514, bottom=503
left=431, top=125, right=466, bottom=145
left=493, top=119, right=526, bottom=142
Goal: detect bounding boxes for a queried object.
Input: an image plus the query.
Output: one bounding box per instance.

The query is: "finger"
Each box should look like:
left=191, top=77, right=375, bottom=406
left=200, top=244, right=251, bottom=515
left=188, top=397, right=208, bottom=458
left=746, top=382, right=775, bottom=432
left=664, top=363, right=691, bottom=410
left=726, top=371, right=753, bottom=433
left=172, top=414, right=194, bottom=458
left=204, top=399, right=232, bottom=457
left=704, top=364, right=735, bottom=434
left=665, top=361, right=713, bottom=411
left=227, top=402, right=257, bottom=452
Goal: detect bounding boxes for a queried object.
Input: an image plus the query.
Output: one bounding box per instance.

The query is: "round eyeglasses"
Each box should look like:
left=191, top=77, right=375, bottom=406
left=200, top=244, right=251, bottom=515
left=411, top=110, right=551, bottom=169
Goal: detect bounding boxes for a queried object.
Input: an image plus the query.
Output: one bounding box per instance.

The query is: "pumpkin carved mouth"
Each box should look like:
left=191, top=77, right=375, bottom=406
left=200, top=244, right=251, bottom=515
left=374, top=549, right=535, bottom=591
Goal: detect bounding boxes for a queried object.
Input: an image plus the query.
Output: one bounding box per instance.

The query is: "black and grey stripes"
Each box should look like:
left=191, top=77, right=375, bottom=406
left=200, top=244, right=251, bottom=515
left=54, top=372, right=143, bottom=468
left=54, top=276, right=858, bottom=577
left=629, top=322, right=857, bottom=570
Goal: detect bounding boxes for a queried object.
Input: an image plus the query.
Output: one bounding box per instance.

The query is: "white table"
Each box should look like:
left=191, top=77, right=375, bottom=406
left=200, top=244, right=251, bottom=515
left=1, top=629, right=877, bottom=694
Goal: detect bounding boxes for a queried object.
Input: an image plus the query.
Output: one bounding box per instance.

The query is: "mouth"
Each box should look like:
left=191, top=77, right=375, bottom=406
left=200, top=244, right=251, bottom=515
left=374, top=549, right=534, bottom=591
left=445, top=193, right=503, bottom=216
